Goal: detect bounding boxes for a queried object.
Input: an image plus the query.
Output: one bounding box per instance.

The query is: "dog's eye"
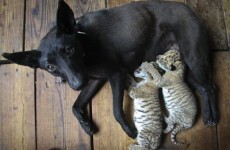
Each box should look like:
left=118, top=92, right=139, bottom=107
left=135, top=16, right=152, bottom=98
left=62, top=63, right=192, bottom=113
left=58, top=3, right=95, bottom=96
left=47, top=65, right=56, bottom=72
left=65, top=47, right=74, bottom=56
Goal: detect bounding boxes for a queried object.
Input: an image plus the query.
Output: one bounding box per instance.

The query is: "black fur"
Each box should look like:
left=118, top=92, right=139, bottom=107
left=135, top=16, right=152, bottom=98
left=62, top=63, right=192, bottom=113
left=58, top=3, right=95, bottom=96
left=2, top=0, right=218, bottom=138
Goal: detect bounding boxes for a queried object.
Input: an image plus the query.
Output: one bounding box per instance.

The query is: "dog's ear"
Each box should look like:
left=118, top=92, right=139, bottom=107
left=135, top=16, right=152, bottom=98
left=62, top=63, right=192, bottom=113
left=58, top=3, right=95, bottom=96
left=56, top=0, right=76, bottom=36
left=2, top=50, right=41, bottom=68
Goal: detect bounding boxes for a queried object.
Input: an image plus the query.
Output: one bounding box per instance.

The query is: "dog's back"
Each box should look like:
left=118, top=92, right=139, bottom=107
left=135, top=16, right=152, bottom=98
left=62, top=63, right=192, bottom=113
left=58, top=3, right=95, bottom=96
left=78, top=0, right=208, bottom=72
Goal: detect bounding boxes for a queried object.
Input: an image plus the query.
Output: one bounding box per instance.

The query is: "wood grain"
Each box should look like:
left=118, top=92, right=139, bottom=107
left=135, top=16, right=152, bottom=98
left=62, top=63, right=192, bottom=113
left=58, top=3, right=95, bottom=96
left=186, top=0, right=228, bottom=50
left=107, top=0, right=185, bottom=8
left=165, top=0, right=185, bottom=3
left=0, top=0, right=24, bottom=60
left=92, top=83, right=135, bottom=150
left=222, top=0, right=230, bottom=49
left=36, top=70, right=89, bottom=150
left=25, top=0, right=91, bottom=149
left=70, top=0, right=105, bottom=17
left=0, top=0, right=36, bottom=149
left=106, top=0, right=133, bottom=8
left=213, top=52, right=230, bottom=149
left=0, top=65, right=36, bottom=150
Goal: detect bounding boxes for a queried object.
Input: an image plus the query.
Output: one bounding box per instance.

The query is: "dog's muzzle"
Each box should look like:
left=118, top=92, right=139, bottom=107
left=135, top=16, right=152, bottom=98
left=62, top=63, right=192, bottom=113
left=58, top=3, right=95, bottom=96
left=67, top=75, right=88, bottom=90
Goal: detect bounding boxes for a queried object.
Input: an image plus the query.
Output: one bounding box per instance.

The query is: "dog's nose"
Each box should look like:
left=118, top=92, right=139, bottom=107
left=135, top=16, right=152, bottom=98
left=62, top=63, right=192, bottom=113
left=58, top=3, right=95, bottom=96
left=69, top=81, right=82, bottom=90
left=68, top=76, right=88, bottom=90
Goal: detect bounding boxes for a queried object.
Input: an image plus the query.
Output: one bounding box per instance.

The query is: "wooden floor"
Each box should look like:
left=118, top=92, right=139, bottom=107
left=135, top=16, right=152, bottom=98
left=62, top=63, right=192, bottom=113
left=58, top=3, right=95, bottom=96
left=0, top=0, right=229, bottom=149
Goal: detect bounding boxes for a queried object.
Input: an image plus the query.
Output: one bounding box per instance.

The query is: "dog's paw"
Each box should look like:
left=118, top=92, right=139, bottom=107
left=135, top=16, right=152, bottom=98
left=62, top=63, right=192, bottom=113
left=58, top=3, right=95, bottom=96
left=211, top=111, right=219, bottom=125
left=125, top=126, right=137, bottom=139
left=80, top=120, right=94, bottom=135
left=203, top=111, right=218, bottom=126
left=81, top=119, right=99, bottom=136
left=72, top=108, right=97, bottom=135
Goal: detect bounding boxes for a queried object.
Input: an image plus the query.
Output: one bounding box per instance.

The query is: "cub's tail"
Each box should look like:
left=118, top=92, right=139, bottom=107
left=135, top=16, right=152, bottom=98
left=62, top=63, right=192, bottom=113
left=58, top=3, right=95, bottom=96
left=171, top=125, right=186, bottom=145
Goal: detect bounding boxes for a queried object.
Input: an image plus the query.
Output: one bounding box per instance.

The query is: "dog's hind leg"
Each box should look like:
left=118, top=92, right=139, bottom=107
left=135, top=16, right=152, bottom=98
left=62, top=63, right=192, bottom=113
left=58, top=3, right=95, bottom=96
left=174, top=23, right=218, bottom=126
left=72, top=79, right=106, bottom=135
left=109, top=72, right=137, bottom=139
left=187, top=70, right=218, bottom=126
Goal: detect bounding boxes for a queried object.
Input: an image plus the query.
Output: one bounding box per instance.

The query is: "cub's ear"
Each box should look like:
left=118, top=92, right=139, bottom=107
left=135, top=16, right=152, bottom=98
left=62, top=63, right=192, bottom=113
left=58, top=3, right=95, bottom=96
left=56, top=0, right=76, bottom=36
left=2, top=50, right=41, bottom=68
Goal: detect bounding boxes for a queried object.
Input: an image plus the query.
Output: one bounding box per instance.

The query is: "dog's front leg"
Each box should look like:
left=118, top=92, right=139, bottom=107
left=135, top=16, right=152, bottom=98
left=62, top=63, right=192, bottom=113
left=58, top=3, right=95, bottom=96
left=72, top=79, right=106, bottom=135
left=109, top=73, right=137, bottom=139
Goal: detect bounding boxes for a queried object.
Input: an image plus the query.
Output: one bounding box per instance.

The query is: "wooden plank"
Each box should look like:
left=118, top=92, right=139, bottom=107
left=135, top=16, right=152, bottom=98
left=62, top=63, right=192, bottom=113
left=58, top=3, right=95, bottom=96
left=213, top=52, right=230, bottom=149
left=106, top=0, right=186, bottom=8
left=25, top=0, right=93, bottom=149
left=186, top=0, right=228, bottom=50
left=0, top=0, right=24, bottom=60
left=165, top=0, right=185, bottom=3
left=222, top=0, right=230, bottom=49
left=0, top=64, right=36, bottom=150
left=106, top=0, right=133, bottom=8
left=106, top=0, right=186, bottom=9
left=92, top=83, right=135, bottom=150
left=0, top=0, right=36, bottom=149
left=36, top=70, right=89, bottom=150
left=68, top=0, right=105, bottom=16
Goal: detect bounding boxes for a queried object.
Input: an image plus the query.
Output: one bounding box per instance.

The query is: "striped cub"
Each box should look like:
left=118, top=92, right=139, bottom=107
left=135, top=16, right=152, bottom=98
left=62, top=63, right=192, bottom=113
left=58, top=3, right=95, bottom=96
left=148, top=49, right=197, bottom=145
left=128, top=62, right=163, bottom=150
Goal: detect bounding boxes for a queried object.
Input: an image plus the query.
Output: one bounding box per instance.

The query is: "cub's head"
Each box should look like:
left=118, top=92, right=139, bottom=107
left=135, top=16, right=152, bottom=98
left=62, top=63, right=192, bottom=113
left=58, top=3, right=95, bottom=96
left=156, top=50, right=181, bottom=71
left=129, top=62, right=159, bottom=99
left=134, top=62, right=156, bottom=82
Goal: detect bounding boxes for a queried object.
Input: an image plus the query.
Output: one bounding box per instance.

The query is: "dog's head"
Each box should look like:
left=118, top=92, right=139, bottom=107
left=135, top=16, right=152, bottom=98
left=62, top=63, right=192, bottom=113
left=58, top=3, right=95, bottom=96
left=2, top=0, right=88, bottom=90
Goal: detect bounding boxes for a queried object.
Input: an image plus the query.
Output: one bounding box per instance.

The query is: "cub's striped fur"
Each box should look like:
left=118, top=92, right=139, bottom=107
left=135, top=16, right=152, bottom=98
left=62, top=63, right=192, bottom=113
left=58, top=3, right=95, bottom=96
left=128, top=62, right=163, bottom=150
left=149, top=50, right=197, bottom=145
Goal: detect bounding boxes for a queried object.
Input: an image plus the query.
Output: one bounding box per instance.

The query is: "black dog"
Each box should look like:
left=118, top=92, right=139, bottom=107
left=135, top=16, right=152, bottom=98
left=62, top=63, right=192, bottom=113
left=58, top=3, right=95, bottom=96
left=2, top=0, right=218, bottom=138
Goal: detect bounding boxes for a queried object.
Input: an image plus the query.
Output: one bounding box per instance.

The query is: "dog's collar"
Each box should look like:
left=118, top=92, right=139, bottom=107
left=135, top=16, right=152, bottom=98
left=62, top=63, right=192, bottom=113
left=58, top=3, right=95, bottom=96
left=76, top=19, right=79, bottom=24
left=76, top=19, right=86, bottom=35
left=77, top=31, right=86, bottom=34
